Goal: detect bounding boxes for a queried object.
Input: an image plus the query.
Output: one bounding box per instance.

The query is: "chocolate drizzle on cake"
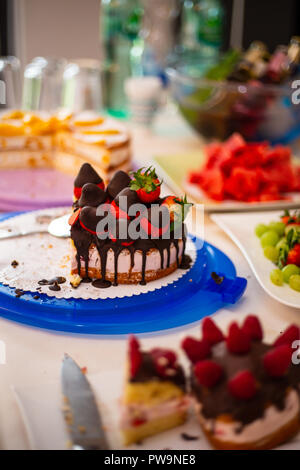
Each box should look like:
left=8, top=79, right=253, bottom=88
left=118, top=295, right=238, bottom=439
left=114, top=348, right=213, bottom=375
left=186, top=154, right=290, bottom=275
left=180, top=254, right=192, bottom=270
left=71, top=220, right=186, bottom=287
left=190, top=340, right=300, bottom=427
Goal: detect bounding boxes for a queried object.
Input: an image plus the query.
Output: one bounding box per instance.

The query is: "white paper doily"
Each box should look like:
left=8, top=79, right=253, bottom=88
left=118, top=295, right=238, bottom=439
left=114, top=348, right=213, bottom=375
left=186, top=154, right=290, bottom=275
left=0, top=208, right=197, bottom=300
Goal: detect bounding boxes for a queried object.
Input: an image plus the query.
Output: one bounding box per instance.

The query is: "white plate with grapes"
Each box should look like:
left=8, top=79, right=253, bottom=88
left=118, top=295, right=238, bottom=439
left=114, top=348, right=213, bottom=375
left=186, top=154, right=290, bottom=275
left=211, top=210, right=300, bottom=309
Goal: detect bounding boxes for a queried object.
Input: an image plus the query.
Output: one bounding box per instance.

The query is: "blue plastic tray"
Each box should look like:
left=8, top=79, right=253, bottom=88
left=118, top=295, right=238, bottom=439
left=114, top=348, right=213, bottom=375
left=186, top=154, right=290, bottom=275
left=0, top=212, right=247, bottom=335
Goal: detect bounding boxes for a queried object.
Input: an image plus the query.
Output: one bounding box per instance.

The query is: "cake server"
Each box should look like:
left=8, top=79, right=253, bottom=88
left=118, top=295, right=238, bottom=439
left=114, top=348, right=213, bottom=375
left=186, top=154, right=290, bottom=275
left=0, top=214, right=70, bottom=239
left=61, top=354, right=109, bottom=450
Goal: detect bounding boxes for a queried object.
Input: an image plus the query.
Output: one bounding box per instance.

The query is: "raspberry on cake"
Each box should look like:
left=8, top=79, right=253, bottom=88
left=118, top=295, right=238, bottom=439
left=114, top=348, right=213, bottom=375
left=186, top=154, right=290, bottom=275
left=69, top=164, right=191, bottom=287
left=120, top=335, right=188, bottom=445
left=0, top=109, right=131, bottom=183
left=181, top=316, right=300, bottom=450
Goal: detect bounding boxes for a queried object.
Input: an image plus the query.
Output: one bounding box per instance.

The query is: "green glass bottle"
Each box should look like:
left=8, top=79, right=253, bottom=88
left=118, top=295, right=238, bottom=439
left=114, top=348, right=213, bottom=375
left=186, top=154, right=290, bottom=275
left=197, top=0, right=224, bottom=57
left=100, top=0, right=143, bottom=117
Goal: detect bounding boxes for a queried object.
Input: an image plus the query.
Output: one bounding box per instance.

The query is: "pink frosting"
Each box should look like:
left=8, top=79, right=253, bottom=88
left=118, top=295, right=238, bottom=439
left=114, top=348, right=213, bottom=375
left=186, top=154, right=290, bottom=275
left=120, top=396, right=189, bottom=429
left=71, top=241, right=183, bottom=274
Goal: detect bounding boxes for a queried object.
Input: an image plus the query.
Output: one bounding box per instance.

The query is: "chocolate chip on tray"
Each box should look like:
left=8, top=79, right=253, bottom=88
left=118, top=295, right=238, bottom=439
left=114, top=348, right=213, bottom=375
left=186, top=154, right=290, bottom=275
left=15, top=288, right=25, bottom=298
left=211, top=272, right=224, bottom=285
left=49, top=282, right=61, bottom=292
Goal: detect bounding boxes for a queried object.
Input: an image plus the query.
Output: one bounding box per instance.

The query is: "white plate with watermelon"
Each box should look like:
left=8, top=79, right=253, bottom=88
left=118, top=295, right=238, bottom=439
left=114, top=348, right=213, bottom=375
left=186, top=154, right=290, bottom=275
left=154, top=133, right=300, bottom=213
left=211, top=210, right=300, bottom=309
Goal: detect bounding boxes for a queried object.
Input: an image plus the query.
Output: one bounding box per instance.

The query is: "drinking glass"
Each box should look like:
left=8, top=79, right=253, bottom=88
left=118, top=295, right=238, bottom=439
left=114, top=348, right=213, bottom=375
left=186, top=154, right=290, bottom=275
left=22, top=57, right=67, bottom=110
left=61, top=59, right=103, bottom=112
left=0, top=56, right=22, bottom=109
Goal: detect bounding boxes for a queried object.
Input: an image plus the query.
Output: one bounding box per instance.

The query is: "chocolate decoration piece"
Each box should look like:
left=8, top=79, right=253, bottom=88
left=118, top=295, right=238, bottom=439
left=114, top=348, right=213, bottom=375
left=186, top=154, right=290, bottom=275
left=211, top=272, right=224, bottom=284
left=49, top=281, right=61, bottom=291
left=15, top=288, right=25, bottom=298
left=106, top=171, right=131, bottom=199
left=38, top=277, right=66, bottom=286
left=114, top=187, right=140, bottom=212
left=79, top=206, right=108, bottom=234
left=191, top=341, right=300, bottom=429
left=11, top=260, right=19, bottom=268
left=74, top=163, right=102, bottom=188
left=78, top=183, right=106, bottom=208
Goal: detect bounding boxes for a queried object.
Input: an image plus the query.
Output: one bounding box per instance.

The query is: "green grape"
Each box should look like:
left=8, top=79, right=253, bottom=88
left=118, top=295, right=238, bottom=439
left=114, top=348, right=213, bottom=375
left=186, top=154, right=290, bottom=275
left=270, top=269, right=283, bottom=286
left=282, top=264, right=300, bottom=283
left=255, top=224, right=268, bottom=238
left=260, top=230, right=279, bottom=248
left=263, top=246, right=279, bottom=263
left=289, top=274, right=300, bottom=292
left=268, top=221, right=286, bottom=237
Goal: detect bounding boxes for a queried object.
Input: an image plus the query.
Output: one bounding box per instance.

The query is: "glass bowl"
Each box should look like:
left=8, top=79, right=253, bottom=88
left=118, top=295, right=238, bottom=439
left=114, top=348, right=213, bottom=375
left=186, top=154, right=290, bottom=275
left=166, top=54, right=300, bottom=144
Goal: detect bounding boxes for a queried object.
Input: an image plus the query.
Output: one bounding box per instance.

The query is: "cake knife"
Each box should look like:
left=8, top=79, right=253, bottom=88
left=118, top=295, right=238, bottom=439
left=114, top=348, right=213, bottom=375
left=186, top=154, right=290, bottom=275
left=61, top=354, right=109, bottom=450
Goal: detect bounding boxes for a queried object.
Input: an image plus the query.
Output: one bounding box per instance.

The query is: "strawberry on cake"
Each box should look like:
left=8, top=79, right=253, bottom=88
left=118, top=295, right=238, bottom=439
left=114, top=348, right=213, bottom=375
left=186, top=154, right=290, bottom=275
left=69, top=164, right=192, bottom=287
left=120, top=336, right=188, bottom=445
left=182, top=316, right=300, bottom=450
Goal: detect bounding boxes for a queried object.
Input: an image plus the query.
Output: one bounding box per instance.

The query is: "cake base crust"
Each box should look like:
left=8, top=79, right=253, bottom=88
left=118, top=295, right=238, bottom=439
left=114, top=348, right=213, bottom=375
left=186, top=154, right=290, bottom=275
left=198, top=413, right=300, bottom=450
left=71, top=258, right=181, bottom=284
left=122, top=410, right=187, bottom=446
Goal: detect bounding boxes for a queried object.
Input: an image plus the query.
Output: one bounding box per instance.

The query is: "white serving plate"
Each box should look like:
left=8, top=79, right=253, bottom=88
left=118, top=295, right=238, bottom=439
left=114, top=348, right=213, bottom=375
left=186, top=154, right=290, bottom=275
left=13, top=369, right=300, bottom=450
left=211, top=211, right=300, bottom=309
left=153, top=153, right=300, bottom=213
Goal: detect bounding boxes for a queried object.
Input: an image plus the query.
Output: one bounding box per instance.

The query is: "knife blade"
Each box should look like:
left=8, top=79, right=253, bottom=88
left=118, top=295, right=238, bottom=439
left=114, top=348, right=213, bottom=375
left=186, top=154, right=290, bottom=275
left=61, top=354, right=109, bottom=450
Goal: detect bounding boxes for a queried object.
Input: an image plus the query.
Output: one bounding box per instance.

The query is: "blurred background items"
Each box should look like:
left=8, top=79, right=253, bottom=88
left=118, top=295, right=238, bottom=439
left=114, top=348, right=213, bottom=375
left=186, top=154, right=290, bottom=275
left=0, top=0, right=299, bottom=141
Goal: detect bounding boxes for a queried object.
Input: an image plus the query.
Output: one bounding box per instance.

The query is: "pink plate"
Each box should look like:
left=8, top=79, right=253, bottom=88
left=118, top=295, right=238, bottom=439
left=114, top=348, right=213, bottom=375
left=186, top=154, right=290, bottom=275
left=0, top=169, right=73, bottom=211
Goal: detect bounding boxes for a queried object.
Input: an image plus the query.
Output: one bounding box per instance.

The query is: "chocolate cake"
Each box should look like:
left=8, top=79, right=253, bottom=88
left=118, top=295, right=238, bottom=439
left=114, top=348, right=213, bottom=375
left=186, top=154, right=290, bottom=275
left=69, top=164, right=191, bottom=287
left=182, top=316, right=300, bottom=450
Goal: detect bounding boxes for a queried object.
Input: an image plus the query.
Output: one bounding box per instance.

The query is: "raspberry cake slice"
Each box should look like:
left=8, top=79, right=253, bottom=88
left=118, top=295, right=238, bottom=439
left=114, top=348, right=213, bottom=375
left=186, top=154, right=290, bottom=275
left=120, top=336, right=188, bottom=445
left=182, top=316, right=300, bottom=450
left=69, top=164, right=191, bottom=287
